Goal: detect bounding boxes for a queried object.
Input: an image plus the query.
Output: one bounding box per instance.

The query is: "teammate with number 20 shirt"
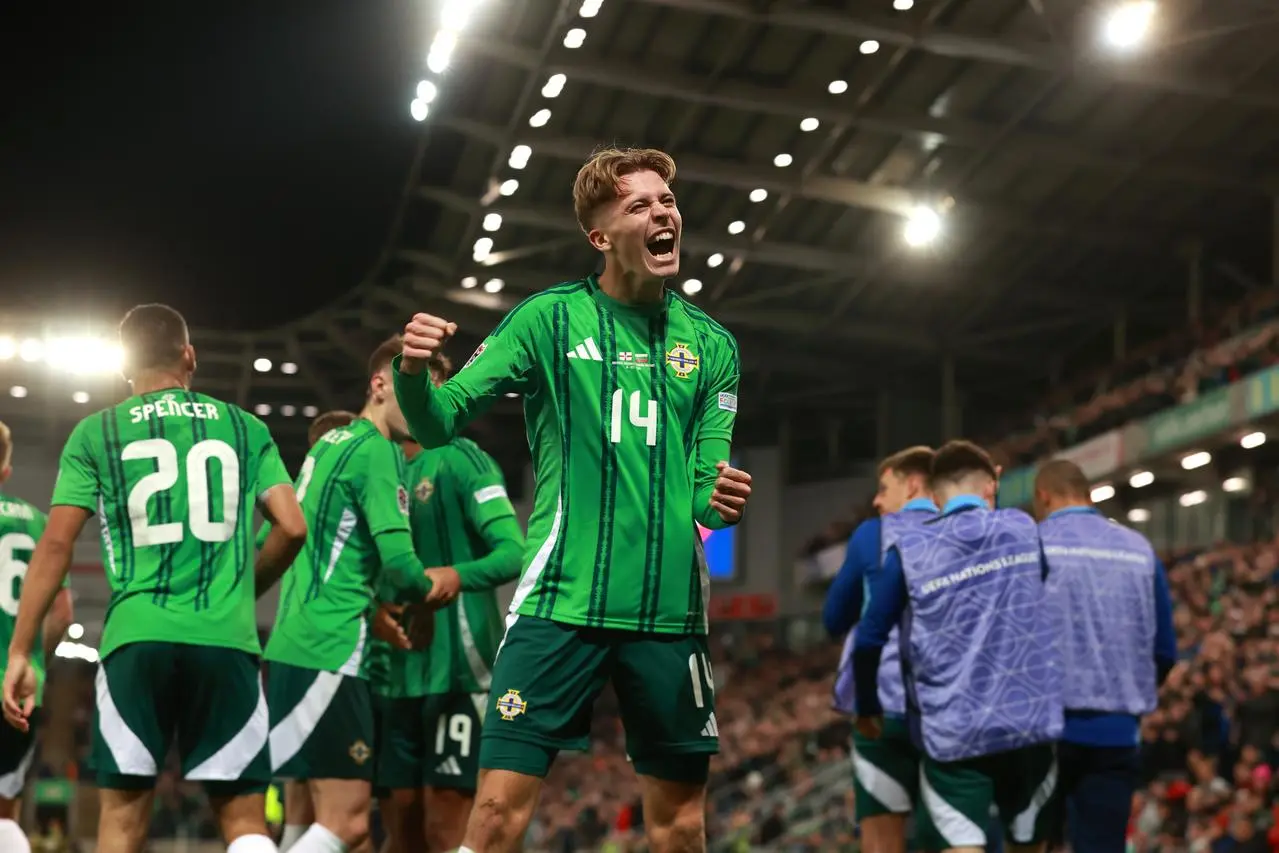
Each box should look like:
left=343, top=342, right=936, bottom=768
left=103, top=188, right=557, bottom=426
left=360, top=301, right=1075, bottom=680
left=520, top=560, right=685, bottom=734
left=395, top=147, right=754, bottom=852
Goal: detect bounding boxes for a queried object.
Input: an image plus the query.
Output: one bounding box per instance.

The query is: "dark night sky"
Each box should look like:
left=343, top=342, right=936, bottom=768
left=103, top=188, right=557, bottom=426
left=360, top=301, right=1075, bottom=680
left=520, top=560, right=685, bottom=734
left=0, top=1, right=429, bottom=330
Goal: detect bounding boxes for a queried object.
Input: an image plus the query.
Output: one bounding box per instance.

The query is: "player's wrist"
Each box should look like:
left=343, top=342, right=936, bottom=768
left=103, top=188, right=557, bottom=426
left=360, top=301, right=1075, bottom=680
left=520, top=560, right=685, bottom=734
left=395, top=354, right=424, bottom=375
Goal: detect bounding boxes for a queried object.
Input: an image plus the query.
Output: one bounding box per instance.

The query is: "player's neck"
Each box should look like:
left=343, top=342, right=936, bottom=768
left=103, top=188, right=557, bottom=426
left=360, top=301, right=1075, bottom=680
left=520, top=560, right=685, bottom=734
left=130, top=369, right=190, bottom=397
left=360, top=404, right=391, bottom=440
left=598, top=265, right=665, bottom=305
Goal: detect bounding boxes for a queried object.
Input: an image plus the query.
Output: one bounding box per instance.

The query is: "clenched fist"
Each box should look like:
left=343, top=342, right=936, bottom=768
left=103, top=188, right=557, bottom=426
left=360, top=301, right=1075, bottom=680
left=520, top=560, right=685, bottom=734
left=400, top=313, right=458, bottom=375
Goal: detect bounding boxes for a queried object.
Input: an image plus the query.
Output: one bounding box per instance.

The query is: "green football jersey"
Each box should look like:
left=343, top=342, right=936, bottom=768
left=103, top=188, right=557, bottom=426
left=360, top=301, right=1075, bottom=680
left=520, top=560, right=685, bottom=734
left=265, top=418, right=412, bottom=677
left=0, top=492, right=62, bottom=704
left=50, top=389, right=292, bottom=660
left=371, top=439, right=518, bottom=698
left=399, top=275, right=740, bottom=635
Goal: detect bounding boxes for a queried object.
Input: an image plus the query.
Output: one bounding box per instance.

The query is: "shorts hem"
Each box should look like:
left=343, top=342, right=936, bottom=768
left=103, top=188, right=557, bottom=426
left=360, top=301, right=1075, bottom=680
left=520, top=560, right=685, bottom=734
left=628, top=740, right=719, bottom=759
left=479, top=728, right=587, bottom=753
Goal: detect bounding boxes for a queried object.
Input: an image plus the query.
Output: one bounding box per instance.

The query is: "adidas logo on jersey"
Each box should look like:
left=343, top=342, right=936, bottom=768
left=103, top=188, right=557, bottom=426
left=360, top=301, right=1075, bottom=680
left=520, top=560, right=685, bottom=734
left=701, top=713, right=719, bottom=738
left=565, top=337, right=604, bottom=361
left=434, top=756, right=464, bottom=776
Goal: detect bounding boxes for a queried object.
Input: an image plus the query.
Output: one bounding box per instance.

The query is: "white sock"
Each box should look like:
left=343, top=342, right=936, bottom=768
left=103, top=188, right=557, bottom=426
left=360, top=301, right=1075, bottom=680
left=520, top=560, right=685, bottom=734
left=0, top=819, right=31, bottom=853
left=229, top=834, right=279, bottom=853
left=291, top=824, right=349, bottom=853
left=281, top=824, right=309, bottom=851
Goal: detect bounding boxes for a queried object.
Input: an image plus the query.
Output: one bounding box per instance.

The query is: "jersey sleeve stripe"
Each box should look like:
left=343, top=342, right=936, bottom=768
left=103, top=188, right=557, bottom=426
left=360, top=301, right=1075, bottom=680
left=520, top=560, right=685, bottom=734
left=308, top=431, right=375, bottom=600
left=101, top=411, right=135, bottom=583
left=228, top=403, right=253, bottom=603
left=537, top=300, right=573, bottom=619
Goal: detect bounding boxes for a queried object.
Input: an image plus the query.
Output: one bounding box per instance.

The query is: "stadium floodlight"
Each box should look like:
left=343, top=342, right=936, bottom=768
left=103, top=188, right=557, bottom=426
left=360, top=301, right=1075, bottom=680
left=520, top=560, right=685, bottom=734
left=749, top=188, right=768, bottom=202
left=727, top=220, right=746, bottom=235
left=461, top=276, right=478, bottom=289
left=903, top=206, right=942, bottom=247
left=67, top=623, right=84, bottom=640
left=893, top=0, right=914, bottom=9
left=253, top=357, right=272, bottom=373
left=72, top=391, right=89, bottom=404
left=860, top=40, right=880, bottom=54
left=579, top=0, right=603, bottom=17
left=10, top=386, right=27, bottom=398
left=1241, top=431, right=1266, bottom=449
left=417, top=80, right=438, bottom=104
left=542, top=74, right=567, bottom=98
left=483, top=278, right=505, bottom=293
left=529, top=108, right=552, bottom=128
left=1181, top=451, right=1211, bottom=470
left=499, top=178, right=519, bottom=196
left=254, top=404, right=272, bottom=416
left=1127, top=507, right=1151, bottom=523
left=0, top=337, right=14, bottom=360
left=509, top=145, right=532, bottom=170
left=410, top=99, right=429, bottom=122
left=281, top=405, right=297, bottom=417
left=800, top=117, right=819, bottom=132
left=1129, top=470, right=1154, bottom=488
left=483, top=213, right=503, bottom=232
left=18, top=339, right=43, bottom=363
left=1223, top=476, right=1249, bottom=493
left=773, top=153, right=793, bottom=167
left=1178, top=490, right=1207, bottom=507
left=427, top=30, right=458, bottom=74
left=1102, top=1, right=1156, bottom=51
left=473, top=237, right=493, bottom=262
left=564, top=28, right=586, bottom=49
left=681, top=279, right=703, bottom=296
left=706, top=253, right=724, bottom=268
left=828, top=79, right=848, bottom=94
left=1090, top=484, right=1115, bottom=503
left=302, top=405, right=318, bottom=418
left=281, top=362, right=298, bottom=375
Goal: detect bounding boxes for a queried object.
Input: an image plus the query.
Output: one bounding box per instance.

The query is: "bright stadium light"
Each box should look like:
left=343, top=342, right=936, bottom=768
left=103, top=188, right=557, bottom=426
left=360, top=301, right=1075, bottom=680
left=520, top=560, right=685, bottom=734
left=302, top=405, right=318, bottom=418
left=499, top=178, right=519, bottom=196
left=67, top=623, right=84, bottom=640
left=441, top=0, right=477, bottom=31
left=19, top=339, right=43, bottom=363
left=509, top=145, right=532, bottom=169
left=773, top=153, right=793, bottom=167
left=483, top=213, right=503, bottom=232
left=281, top=362, right=298, bottom=375
left=828, top=79, right=848, bottom=94
left=10, top=386, right=27, bottom=399
left=72, top=391, right=89, bottom=404
left=894, top=0, right=914, bottom=9
left=427, top=30, right=458, bottom=74
left=255, top=404, right=272, bottom=416
left=529, top=108, right=552, bottom=128
left=903, top=206, right=942, bottom=247
left=0, top=337, right=14, bottom=360
left=281, top=404, right=297, bottom=417
left=860, top=39, right=880, bottom=54
left=564, top=28, right=586, bottom=49
left=483, top=278, right=505, bottom=293
left=417, top=80, right=438, bottom=104
left=1223, top=476, right=1249, bottom=493
left=727, top=220, right=746, bottom=235
left=1129, top=470, right=1155, bottom=488
left=1090, top=484, right=1115, bottom=503
left=473, top=237, right=493, bottom=261
left=55, top=641, right=98, bottom=663
left=410, top=99, right=429, bottom=122
left=1179, top=490, right=1208, bottom=508
left=800, top=117, right=819, bottom=132
left=706, top=253, right=724, bottom=268
left=504, top=391, right=519, bottom=399
left=1241, top=431, right=1266, bottom=449
left=749, top=188, right=768, bottom=202
left=461, top=276, right=478, bottom=289
left=253, top=358, right=272, bottom=373
left=1181, top=451, right=1211, bottom=470
left=682, top=279, right=703, bottom=295
left=1127, top=507, right=1150, bottom=523
left=579, top=0, right=603, bottom=16
left=1102, top=1, right=1156, bottom=51
left=542, top=74, right=567, bottom=98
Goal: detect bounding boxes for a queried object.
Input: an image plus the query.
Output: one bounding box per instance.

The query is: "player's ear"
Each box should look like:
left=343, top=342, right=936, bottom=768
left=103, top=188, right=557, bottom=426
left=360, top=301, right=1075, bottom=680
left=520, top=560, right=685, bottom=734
left=587, top=226, right=610, bottom=252
left=182, top=344, right=197, bottom=375
left=0, top=464, right=10, bottom=485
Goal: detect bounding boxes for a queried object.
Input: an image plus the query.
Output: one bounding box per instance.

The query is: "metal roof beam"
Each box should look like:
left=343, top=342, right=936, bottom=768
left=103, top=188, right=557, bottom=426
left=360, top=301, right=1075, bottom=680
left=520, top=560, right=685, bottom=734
left=454, top=38, right=1267, bottom=194
left=632, top=0, right=1279, bottom=110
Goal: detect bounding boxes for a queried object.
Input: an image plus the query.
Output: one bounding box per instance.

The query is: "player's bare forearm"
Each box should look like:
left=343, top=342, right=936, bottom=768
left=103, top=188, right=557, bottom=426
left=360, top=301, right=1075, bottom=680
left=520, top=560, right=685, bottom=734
left=41, top=589, right=74, bottom=655
left=255, top=526, right=305, bottom=598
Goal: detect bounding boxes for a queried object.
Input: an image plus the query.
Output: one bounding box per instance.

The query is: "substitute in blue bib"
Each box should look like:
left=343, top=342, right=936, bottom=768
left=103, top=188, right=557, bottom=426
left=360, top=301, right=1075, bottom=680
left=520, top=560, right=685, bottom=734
left=826, top=446, right=937, bottom=853
left=1034, top=460, right=1176, bottom=853
left=856, top=440, right=1063, bottom=853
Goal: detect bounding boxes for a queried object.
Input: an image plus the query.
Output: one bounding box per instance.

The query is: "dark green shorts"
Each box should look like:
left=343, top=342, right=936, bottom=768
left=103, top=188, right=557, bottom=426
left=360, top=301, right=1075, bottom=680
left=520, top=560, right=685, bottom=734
left=378, top=692, right=486, bottom=792
left=479, top=616, right=716, bottom=783
left=91, top=642, right=269, bottom=795
left=267, top=661, right=374, bottom=782
left=852, top=716, right=918, bottom=820
left=0, top=708, right=39, bottom=799
left=918, top=744, right=1059, bottom=849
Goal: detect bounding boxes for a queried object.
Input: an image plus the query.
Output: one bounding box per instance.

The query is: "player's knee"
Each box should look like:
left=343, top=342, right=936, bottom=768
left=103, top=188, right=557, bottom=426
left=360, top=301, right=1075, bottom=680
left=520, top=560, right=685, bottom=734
left=466, top=790, right=532, bottom=847
left=648, top=810, right=706, bottom=853
left=337, top=809, right=371, bottom=849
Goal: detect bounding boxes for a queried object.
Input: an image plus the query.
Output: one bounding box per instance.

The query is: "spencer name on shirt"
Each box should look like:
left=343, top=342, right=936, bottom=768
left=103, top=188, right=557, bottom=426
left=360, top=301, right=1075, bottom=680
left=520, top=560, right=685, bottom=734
left=129, top=397, right=222, bottom=423
left=0, top=500, right=35, bottom=521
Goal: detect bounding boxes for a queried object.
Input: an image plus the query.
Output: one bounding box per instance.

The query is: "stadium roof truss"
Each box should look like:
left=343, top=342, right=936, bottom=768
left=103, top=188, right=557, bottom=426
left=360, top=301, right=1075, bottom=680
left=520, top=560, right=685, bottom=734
left=192, top=0, right=1279, bottom=459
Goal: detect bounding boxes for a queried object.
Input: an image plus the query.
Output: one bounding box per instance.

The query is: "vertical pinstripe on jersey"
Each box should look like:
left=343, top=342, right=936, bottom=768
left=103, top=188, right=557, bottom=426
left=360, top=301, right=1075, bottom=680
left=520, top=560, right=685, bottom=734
left=307, top=431, right=374, bottom=601
left=101, top=412, right=136, bottom=584
left=640, top=312, right=669, bottom=632
left=228, top=406, right=252, bottom=596
left=587, top=307, right=618, bottom=626
left=148, top=398, right=175, bottom=607
left=185, top=391, right=214, bottom=611
left=539, top=300, right=573, bottom=618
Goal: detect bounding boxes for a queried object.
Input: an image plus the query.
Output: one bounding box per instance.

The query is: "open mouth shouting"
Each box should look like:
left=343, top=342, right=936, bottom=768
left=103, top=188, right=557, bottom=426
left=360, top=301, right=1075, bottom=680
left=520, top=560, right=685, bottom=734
left=645, top=228, right=678, bottom=266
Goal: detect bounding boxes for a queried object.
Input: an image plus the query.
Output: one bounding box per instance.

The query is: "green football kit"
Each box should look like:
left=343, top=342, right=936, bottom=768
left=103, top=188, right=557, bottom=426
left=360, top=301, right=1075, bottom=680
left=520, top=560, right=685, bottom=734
left=264, top=417, right=429, bottom=782
left=394, top=275, right=740, bottom=782
left=370, top=438, right=524, bottom=792
left=51, top=389, right=292, bottom=793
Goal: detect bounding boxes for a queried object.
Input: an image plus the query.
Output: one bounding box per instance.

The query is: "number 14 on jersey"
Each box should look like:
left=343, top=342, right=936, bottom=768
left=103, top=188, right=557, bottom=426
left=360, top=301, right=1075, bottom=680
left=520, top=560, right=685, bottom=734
left=609, top=389, right=657, bottom=447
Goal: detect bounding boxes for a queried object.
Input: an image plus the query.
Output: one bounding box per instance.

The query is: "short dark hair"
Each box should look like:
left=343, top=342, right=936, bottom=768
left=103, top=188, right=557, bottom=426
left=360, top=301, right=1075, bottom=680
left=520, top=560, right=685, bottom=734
left=0, top=420, right=11, bottom=470
left=428, top=352, right=453, bottom=386
left=1034, top=459, right=1091, bottom=501
left=368, top=334, right=404, bottom=380
left=307, top=410, right=358, bottom=447
left=878, top=446, right=934, bottom=480
left=119, top=304, right=189, bottom=375
left=931, top=439, right=997, bottom=487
